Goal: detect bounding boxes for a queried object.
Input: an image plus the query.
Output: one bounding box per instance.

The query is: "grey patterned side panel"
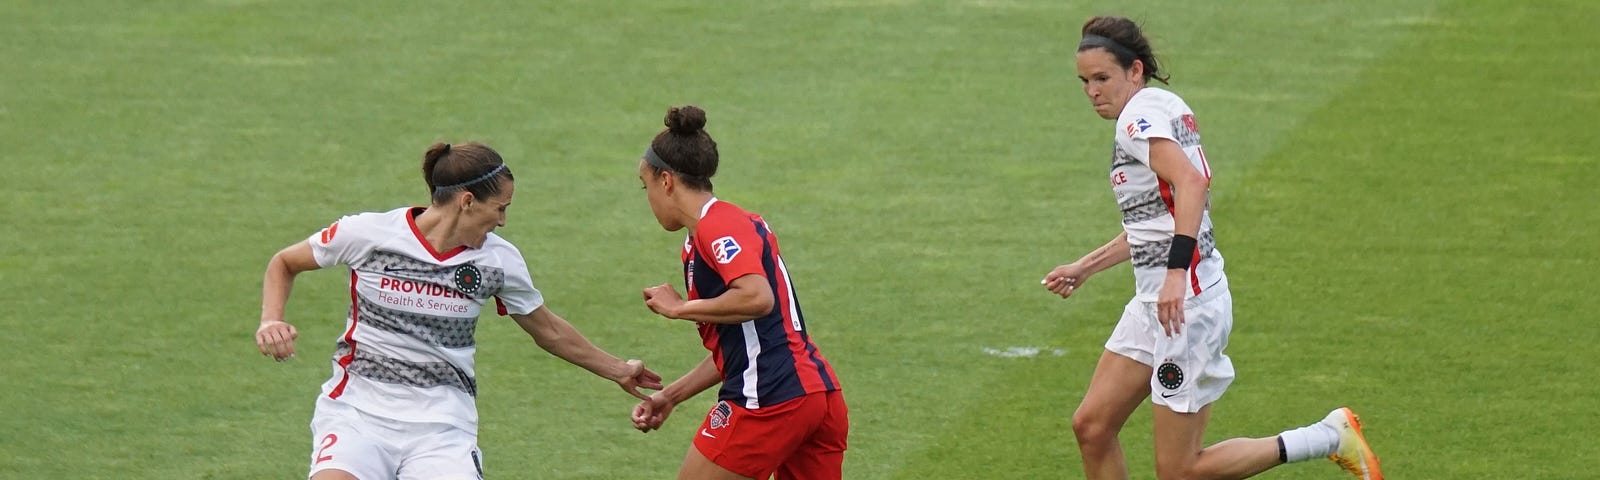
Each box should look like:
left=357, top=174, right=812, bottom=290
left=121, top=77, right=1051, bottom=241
left=335, top=343, right=477, bottom=397
left=1130, top=230, right=1217, bottom=269
left=1120, top=190, right=1170, bottom=224
left=356, top=250, right=506, bottom=300
left=1111, top=144, right=1140, bottom=169
left=355, top=296, right=477, bottom=348
left=1170, top=116, right=1201, bottom=147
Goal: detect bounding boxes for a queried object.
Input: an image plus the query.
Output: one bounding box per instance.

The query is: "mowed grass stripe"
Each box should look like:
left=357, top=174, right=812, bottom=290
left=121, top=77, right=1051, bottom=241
left=1225, top=1, right=1599, bottom=478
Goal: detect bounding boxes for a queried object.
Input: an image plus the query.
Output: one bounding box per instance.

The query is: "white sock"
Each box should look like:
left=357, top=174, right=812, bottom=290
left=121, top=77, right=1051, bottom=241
left=1277, top=419, right=1340, bottom=463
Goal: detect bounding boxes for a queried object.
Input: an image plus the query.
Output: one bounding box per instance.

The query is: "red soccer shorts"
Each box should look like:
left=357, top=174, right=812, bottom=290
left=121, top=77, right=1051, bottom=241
left=693, top=390, right=849, bottom=480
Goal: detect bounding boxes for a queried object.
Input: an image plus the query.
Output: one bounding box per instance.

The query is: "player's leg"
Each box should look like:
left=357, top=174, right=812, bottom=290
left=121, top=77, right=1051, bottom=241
left=310, top=470, right=361, bottom=480
left=1075, top=299, right=1159, bottom=480
left=394, top=422, right=484, bottom=480
left=1151, top=404, right=1281, bottom=480
left=678, top=446, right=758, bottom=480
left=1073, top=350, right=1154, bottom=480
left=773, top=391, right=849, bottom=480
left=1147, top=287, right=1284, bottom=480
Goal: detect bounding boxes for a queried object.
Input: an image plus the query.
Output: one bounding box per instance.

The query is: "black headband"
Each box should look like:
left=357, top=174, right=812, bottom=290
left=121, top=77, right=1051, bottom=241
left=433, top=163, right=507, bottom=193
left=1079, top=34, right=1137, bottom=63
left=642, top=147, right=674, bottom=172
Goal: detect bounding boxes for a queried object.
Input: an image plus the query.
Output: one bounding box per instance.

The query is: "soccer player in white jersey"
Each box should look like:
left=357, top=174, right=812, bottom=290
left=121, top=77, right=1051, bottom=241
left=1040, top=16, right=1383, bottom=480
left=254, top=142, right=663, bottom=480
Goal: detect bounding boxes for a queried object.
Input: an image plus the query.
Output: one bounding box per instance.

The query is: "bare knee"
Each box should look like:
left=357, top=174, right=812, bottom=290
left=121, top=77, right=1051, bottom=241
left=1070, top=407, right=1121, bottom=447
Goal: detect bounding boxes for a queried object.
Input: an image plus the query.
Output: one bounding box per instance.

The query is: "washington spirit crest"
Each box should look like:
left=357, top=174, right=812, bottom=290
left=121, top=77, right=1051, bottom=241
left=709, top=401, right=733, bottom=429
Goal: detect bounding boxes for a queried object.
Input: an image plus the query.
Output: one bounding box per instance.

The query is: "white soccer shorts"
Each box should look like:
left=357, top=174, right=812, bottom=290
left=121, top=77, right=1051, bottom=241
left=1104, top=280, right=1236, bottom=413
left=308, top=399, right=484, bottom=480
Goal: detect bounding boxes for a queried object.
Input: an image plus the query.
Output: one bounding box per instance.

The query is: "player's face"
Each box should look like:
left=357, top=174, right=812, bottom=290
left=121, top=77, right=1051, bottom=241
left=1075, top=49, right=1143, bottom=120
left=462, top=179, right=512, bottom=247
left=639, top=159, right=685, bottom=231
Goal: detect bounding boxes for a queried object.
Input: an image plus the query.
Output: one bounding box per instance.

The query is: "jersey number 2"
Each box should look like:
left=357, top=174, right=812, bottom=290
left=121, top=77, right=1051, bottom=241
left=315, top=433, right=338, bottom=464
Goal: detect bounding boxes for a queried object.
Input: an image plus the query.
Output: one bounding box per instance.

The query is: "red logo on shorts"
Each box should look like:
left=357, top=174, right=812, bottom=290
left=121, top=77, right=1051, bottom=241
left=709, top=401, right=732, bottom=429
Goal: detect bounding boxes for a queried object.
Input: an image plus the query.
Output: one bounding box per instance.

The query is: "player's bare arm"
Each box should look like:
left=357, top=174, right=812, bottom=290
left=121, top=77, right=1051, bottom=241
left=1043, top=232, right=1132, bottom=298
left=257, top=240, right=321, bottom=361
left=511, top=306, right=663, bottom=400
left=642, top=274, right=775, bottom=324
left=1147, top=137, right=1209, bottom=335
left=632, top=354, right=721, bottom=432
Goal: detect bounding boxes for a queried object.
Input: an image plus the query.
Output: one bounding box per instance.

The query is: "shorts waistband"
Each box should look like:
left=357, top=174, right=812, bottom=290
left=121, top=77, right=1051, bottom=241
left=1185, top=277, right=1229, bottom=307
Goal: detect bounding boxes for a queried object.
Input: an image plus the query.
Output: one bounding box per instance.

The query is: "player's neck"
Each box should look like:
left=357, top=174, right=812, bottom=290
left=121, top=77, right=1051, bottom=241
left=413, top=207, right=471, bottom=252
left=678, top=191, right=717, bottom=235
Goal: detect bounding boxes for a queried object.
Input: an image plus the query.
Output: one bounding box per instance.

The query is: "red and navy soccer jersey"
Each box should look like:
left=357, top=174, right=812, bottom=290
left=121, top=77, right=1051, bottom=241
left=684, top=200, right=841, bottom=409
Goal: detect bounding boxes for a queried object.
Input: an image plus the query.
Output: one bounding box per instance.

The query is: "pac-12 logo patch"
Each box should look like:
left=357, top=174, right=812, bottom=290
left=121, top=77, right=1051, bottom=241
left=709, top=401, right=733, bottom=429
left=711, top=236, right=742, bottom=264
left=1157, top=361, right=1185, bottom=390
left=453, top=264, right=482, bottom=294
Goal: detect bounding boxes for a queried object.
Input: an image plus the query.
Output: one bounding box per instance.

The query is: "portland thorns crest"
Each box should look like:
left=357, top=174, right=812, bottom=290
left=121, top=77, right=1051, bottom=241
left=453, top=264, right=482, bottom=294
left=1157, top=361, right=1185, bottom=390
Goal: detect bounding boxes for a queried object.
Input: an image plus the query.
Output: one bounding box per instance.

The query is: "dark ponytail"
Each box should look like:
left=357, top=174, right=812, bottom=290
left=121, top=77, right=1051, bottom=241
left=1080, top=16, right=1169, bottom=84
left=421, top=142, right=514, bottom=205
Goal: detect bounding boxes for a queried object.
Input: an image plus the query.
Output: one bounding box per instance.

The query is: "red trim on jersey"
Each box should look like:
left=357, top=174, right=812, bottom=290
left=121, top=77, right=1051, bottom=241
left=329, top=271, right=361, bottom=399
left=406, top=207, right=467, bottom=261
left=1188, top=248, right=1203, bottom=295
left=1158, top=181, right=1203, bottom=294
left=494, top=296, right=508, bottom=316
left=1158, top=179, right=1176, bottom=214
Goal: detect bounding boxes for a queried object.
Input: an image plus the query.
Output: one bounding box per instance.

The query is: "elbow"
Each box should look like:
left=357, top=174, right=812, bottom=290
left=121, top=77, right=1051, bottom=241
left=532, top=330, right=564, bottom=352
left=745, top=289, right=776, bottom=318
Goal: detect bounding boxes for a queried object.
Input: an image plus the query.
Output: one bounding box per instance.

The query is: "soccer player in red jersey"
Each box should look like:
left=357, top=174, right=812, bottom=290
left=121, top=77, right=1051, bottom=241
left=629, top=105, right=848, bottom=480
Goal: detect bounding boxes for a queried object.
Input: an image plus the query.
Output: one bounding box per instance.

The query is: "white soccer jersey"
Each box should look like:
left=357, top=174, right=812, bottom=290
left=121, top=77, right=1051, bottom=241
left=1110, top=87, right=1225, bottom=300
left=306, top=207, right=543, bottom=434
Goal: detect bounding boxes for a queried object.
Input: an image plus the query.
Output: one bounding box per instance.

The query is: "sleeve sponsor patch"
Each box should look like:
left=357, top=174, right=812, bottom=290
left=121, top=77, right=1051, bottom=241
left=710, top=236, right=742, bottom=264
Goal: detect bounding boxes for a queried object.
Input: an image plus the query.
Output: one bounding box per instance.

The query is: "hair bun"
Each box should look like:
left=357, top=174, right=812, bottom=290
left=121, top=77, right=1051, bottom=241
left=664, top=105, right=707, bottom=135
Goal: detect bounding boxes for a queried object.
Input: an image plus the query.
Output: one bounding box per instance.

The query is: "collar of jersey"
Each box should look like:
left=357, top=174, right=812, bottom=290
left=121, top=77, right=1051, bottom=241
left=697, top=197, right=719, bottom=220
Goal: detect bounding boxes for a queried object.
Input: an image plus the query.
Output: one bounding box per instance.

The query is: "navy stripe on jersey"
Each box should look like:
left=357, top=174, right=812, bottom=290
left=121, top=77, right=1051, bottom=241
left=755, top=220, right=835, bottom=392
left=692, top=218, right=836, bottom=408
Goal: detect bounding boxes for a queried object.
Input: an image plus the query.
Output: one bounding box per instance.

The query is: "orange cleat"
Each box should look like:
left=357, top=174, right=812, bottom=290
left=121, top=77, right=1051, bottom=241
left=1325, top=407, right=1383, bottom=480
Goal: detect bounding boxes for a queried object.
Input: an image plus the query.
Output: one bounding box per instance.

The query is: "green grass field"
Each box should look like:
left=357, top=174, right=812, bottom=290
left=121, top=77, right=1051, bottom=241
left=3, top=1, right=1597, bottom=478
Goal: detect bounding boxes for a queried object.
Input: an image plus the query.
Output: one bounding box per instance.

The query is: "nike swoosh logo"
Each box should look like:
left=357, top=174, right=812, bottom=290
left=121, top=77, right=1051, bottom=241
left=1160, top=392, right=1179, bottom=399
left=383, top=265, right=425, bottom=274
left=699, top=429, right=716, bottom=439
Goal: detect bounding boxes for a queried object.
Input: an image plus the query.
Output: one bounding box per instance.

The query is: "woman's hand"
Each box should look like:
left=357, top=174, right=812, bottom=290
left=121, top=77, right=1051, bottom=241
left=631, top=393, right=676, bottom=432
left=1042, top=262, right=1093, bottom=299
left=1156, top=269, right=1187, bottom=337
left=256, top=319, right=298, bottom=361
